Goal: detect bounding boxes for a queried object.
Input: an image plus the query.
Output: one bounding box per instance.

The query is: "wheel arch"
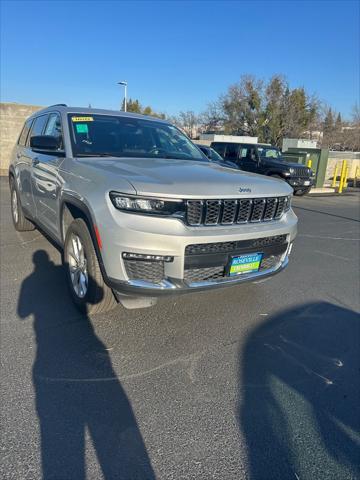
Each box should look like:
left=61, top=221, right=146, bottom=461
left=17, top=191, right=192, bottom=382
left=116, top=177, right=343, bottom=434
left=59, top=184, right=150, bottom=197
left=60, top=195, right=108, bottom=281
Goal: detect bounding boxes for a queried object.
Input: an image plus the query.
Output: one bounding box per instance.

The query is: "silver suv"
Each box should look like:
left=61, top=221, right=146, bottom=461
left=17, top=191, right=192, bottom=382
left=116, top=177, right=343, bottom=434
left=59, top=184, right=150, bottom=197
left=9, top=105, right=297, bottom=314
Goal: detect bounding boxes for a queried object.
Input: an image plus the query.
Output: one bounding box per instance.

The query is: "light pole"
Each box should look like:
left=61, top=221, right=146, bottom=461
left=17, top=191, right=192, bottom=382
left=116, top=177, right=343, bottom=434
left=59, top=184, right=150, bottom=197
left=118, top=81, right=127, bottom=112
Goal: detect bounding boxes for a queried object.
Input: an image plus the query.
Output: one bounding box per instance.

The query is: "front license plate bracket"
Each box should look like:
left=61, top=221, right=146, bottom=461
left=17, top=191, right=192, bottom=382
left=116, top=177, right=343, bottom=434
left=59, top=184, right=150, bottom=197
left=227, top=252, right=263, bottom=276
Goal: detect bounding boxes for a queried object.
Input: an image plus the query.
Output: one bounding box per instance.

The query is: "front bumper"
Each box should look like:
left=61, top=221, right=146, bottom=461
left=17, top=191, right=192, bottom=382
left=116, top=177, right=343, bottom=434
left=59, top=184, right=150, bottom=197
left=287, top=177, right=313, bottom=188
left=107, top=254, right=289, bottom=296
left=99, top=206, right=297, bottom=297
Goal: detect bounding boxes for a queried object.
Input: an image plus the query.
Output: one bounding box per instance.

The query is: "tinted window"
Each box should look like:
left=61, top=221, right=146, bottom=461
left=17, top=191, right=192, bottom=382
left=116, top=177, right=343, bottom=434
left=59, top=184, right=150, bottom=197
left=29, top=115, right=49, bottom=141
left=257, top=147, right=281, bottom=159
left=240, top=146, right=257, bottom=161
left=211, top=143, right=226, bottom=156
left=44, top=113, right=63, bottom=149
left=199, top=146, right=211, bottom=158
left=240, top=147, right=248, bottom=159
left=68, top=114, right=205, bottom=161
left=18, top=119, right=33, bottom=146
left=224, top=143, right=239, bottom=160
left=210, top=148, right=224, bottom=162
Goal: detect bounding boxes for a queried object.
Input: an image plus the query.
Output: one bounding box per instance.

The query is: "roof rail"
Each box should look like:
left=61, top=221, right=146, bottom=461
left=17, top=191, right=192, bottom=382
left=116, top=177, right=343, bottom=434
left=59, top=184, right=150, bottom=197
left=49, top=103, right=67, bottom=107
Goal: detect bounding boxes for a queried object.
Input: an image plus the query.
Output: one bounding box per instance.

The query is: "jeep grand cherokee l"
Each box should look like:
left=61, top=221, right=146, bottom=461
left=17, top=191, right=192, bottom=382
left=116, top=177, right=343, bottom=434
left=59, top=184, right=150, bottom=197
left=211, top=142, right=313, bottom=196
left=9, top=106, right=297, bottom=314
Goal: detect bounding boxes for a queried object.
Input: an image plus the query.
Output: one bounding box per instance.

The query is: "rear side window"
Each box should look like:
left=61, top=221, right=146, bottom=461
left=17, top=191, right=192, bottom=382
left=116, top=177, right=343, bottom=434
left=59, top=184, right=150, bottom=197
left=44, top=113, right=63, bottom=149
left=224, top=143, right=239, bottom=161
left=240, top=146, right=257, bottom=161
left=18, top=119, right=33, bottom=146
left=28, top=115, right=49, bottom=143
left=240, top=147, right=248, bottom=159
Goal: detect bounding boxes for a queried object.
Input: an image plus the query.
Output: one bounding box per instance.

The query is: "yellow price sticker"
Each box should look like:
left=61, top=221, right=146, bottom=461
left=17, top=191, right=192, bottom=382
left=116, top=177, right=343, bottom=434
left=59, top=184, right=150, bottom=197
left=71, top=116, right=94, bottom=122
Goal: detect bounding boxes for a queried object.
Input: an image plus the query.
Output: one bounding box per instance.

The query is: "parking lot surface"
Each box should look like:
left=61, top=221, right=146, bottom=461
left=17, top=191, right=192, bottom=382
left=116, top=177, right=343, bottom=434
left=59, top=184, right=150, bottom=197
left=1, top=177, right=359, bottom=480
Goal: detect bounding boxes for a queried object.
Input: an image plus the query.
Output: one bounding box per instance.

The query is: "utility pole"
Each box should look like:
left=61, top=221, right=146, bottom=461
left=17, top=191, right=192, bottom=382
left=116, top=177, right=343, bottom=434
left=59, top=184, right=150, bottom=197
left=118, top=81, right=127, bottom=112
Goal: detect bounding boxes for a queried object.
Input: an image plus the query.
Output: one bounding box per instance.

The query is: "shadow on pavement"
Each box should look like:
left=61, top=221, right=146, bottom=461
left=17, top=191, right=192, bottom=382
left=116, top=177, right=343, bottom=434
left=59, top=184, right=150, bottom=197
left=238, top=301, right=360, bottom=479
left=17, top=250, right=155, bottom=480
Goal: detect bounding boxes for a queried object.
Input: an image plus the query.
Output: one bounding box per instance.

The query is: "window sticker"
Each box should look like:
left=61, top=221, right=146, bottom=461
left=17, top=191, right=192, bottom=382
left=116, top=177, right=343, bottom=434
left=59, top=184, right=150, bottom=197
left=72, top=116, right=94, bottom=122
left=76, top=123, right=89, bottom=134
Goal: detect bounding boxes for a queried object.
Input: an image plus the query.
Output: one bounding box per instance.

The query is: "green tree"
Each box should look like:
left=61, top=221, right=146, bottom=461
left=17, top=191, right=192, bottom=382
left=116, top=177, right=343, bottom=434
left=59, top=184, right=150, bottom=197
left=322, top=108, right=334, bottom=147
left=261, top=75, right=287, bottom=145
left=125, top=98, right=142, bottom=113
left=200, top=74, right=320, bottom=147
left=221, top=75, right=263, bottom=136
left=121, top=98, right=167, bottom=119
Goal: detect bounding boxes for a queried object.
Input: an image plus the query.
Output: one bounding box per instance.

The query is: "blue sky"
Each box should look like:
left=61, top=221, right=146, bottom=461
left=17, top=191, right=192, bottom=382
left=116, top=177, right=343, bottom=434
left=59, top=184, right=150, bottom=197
left=1, top=0, right=359, bottom=118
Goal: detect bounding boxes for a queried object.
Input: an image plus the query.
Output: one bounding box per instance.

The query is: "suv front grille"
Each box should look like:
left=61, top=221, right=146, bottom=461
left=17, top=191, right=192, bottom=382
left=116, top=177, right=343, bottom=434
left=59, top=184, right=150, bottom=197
left=294, top=167, right=310, bottom=177
left=186, top=196, right=289, bottom=226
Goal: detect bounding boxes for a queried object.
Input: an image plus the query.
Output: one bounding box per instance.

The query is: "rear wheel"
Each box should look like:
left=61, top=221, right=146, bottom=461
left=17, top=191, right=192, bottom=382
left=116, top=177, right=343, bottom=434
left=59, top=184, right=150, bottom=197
left=9, top=177, right=35, bottom=231
left=63, top=218, right=117, bottom=314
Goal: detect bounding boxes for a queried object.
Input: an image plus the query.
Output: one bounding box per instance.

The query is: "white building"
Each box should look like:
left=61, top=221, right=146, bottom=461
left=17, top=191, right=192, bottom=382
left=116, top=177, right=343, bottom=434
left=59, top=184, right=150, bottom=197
left=198, top=133, right=258, bottom=146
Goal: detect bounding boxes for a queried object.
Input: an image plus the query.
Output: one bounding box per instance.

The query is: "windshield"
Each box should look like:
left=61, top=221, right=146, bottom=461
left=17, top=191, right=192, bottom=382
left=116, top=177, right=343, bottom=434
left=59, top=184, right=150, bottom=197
left=68, top=114, right=205, bottom=161
left=257, top=147, right=282, bottom=159
left=210, top=148, right=225, bottom=163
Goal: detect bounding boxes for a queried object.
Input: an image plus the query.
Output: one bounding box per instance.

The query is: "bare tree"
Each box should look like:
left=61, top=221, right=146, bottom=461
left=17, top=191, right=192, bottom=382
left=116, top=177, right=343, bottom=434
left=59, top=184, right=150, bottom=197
left=175, top=111, right=199, bottom=138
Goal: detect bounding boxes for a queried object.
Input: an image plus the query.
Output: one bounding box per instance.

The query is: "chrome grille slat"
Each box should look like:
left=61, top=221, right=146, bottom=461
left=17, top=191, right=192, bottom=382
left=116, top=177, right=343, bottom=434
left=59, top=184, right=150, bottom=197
left=274, top=197, right=286, bottom=220
left=221, top=200, right=238, bottom=224
left=250, top=198, right=266, bottom=222
left=186, top=197, right=289, bottom=226
left=204, top=200, right=221, bottom=225
left=237, top=199, right=253, bottom=223
left=187, top=200, right=203, bottom=225
left=263, top=198, right=278, bottom=221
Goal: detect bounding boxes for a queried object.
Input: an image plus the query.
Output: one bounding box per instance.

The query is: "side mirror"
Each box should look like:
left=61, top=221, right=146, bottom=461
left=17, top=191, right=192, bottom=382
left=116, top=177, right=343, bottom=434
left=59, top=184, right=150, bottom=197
left=30, top=135, right=63, bottom=153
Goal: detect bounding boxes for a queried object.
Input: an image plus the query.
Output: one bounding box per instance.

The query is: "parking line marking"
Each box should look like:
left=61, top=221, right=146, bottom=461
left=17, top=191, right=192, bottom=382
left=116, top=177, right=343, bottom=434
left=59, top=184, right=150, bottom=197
left=314, top=250, right=352, bottom=262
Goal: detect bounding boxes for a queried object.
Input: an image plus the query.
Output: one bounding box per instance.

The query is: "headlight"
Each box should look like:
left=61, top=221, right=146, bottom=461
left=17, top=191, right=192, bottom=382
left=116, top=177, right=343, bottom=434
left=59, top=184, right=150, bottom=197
left=284, top=195, right=292, bottom=212
left=109, top=192, right=185, bottom=217
left=289, top=168, right=295, bottom=174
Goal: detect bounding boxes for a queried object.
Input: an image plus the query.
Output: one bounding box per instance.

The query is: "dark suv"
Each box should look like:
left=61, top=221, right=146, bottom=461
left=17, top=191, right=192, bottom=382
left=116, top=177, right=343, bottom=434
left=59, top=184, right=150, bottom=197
left=211, top=142, right=313, bottom=196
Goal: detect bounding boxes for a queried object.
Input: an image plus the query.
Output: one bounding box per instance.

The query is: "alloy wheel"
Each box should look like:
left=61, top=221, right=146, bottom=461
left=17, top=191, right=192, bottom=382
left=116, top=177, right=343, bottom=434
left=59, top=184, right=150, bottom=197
left=67, top=234, right=88, bottom=298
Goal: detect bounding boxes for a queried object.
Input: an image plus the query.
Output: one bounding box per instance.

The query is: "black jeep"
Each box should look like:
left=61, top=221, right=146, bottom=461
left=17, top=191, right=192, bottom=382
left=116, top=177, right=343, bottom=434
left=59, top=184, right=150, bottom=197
left=211, top=142, right=313, bottom=196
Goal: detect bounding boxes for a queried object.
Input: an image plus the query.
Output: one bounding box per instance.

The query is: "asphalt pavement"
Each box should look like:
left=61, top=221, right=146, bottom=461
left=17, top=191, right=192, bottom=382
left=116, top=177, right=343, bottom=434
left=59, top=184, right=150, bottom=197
left=1, top=177, right=359, bottom=480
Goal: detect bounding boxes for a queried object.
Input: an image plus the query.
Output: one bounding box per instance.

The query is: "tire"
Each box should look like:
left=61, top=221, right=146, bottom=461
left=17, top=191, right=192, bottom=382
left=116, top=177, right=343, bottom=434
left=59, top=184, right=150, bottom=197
left=294, top=188, right=311, bottom=196
left=9, top=177, right=35, bottom=231
left=63, top=218, right=117, bottom=315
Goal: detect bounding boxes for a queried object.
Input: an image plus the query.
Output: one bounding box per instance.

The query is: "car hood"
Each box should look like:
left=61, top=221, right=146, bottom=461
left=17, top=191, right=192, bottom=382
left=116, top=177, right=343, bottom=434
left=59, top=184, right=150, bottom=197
left=77, top=157, right=292, bottom=198
left=263, top=158, right=307, bottom=170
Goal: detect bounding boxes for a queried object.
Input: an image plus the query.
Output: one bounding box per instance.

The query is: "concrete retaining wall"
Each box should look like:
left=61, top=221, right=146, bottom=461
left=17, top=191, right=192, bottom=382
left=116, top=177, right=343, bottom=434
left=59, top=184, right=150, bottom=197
left=0, top=102, right=43, bottom=175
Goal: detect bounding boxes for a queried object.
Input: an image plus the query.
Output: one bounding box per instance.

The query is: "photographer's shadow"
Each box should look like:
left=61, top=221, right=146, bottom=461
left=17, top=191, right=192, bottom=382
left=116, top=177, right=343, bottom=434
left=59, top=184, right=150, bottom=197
left=17, top=250, right=155, bottom=480
left=239, top=301, right=360, bottom=479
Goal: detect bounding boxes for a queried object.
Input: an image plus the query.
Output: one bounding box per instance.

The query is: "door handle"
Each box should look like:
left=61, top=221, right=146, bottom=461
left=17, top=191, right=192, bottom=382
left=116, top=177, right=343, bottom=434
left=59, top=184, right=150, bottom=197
left=32, top=157, right=40, bottom=166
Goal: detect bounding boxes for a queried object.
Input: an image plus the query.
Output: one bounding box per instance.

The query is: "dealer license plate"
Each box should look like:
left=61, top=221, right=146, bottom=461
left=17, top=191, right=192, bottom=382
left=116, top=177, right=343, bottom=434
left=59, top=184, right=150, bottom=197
left=228, top=253, right=263, bottom=276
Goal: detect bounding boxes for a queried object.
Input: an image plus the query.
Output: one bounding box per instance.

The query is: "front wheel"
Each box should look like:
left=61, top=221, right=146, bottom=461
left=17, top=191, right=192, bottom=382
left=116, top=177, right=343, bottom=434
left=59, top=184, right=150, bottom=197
left=294, top=187, right=311, bottom=196
left=63, top=218, right=117, bottom=315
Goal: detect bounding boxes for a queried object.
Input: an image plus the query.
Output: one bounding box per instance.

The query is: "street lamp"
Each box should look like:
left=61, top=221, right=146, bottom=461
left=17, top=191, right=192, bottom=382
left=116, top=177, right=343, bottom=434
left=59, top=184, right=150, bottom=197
left=118, top=81, right=127, bottom=112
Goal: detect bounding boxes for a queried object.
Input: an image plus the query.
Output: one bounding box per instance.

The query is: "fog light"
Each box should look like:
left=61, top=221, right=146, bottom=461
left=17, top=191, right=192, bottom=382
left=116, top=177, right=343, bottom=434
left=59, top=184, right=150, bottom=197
left=122, top=252, right=174, bottom=262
